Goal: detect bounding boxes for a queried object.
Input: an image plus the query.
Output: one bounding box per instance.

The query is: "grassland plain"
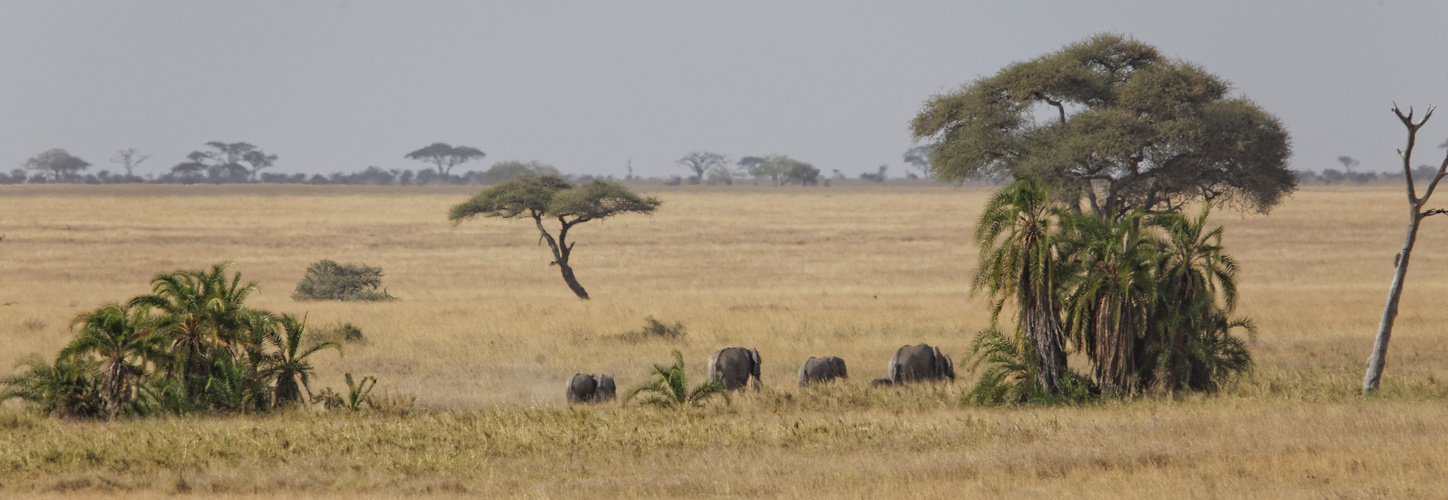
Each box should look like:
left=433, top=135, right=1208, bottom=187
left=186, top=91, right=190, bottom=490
left=1, top=183, right=1447, bottom=497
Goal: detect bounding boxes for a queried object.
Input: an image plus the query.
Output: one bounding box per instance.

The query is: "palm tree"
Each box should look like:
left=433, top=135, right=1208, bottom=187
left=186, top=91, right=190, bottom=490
left=1147, top=207, right=1252, bottom=391
left=624, top=350, right=729, bottom=408
left=965, top=327, right=1040, bottom=405
left=0, top=355, right=103, bottom=419
left=973, top=176, right=1072, bottom=394
left=61, top=304, right=167, bottom=420
left=129, top=262, right=257, bottom=393
left=1063, top=211, right=1163, bottom=395
left=267, top=314, right=339, bottom=407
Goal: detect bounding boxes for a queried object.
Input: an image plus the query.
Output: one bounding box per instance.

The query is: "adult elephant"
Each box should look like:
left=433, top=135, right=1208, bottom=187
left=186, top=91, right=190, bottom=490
left=566, top=373, right=616, bottom=403
left=888, top=344, right=955, bottom=384
left=708, top=347, right=762, bottom=391
left=798, top=356, right=848, bottom=386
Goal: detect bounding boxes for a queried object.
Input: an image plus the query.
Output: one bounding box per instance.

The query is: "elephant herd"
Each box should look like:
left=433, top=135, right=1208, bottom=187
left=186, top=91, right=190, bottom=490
left=566, top=343, right=955, bottom=404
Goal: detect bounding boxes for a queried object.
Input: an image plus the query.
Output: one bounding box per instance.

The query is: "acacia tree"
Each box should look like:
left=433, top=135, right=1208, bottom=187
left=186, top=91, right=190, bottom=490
left=1363, top=105, right=1448, bottom=394
left=24, top=148, right=90, bottom=182
left=171, top=142, right=276, bottom=182
left=448, top=174, right=661, bottom=299
left=109, top=148, right=152, bottom=179
left=910, top=33, right=1295, bottom=217
left=406, top=143, right=486, bottom=177
left=676, top=151, right=728, bottom=184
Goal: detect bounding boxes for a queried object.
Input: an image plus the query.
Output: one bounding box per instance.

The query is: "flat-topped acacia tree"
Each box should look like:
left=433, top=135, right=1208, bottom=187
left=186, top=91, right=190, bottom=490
left=448, top=174, right=661, bottom=299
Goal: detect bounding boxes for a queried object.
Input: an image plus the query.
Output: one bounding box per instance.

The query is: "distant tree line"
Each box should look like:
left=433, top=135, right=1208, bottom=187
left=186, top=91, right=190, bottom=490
left=0, top=142, right=593, bottom=186
left=668, top=148, right=937, bottom=187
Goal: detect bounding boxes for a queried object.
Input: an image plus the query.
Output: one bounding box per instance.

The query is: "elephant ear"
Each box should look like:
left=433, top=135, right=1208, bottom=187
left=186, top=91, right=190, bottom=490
left=707, top=350, right=722, bottom=381
left=748, top=349, right=762, bottom=376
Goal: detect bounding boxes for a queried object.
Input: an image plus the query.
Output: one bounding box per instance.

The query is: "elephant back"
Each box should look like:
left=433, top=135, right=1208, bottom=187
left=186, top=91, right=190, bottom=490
left=798, top=356, right=848, bottom=386
left=889, top=344, right=952, bottom=383
left=566, top=373, right=598, bottom=404
left=710, top=347, right=761, bottom=391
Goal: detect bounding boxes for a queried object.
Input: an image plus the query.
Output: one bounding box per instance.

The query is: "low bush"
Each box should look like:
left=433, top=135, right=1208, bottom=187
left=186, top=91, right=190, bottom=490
left=611, top=316, right=686, bottom=342
left=292, top=260, right=395, bottom=301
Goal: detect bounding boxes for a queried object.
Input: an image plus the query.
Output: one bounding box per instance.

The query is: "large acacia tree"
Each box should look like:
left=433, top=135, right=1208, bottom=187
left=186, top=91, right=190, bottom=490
left=449, top=174, right=661, bottom=299
left=911, top=33, right=1295, bottom=217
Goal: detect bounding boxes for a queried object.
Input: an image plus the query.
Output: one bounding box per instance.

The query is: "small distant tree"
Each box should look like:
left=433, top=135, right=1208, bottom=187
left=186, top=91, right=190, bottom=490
left=860, top=165, right=888, bottom=183
left=749, top=155, right=815, bottom=186
left=406, top=143, right=486, bottom=177
left=292, top=260, right=394, bottom=301
left=170, top=142, right=276, bottom=183
left=1337, top=155, right=1360, bottom=173
left=1364, top=105, right=1448, bottom=394
left=481, top=160, right=559, bottom=185
left=704, top=164, right=735, bottom=185
left=737, top=156, right=765, bottom=173
left=903, top=145, right=932, bottom=179
left=109, top=149, right=151, bottom=178
left=676, top=151, right=728, bottom=184
left=24, top=149, right=90, bottom=182
left=782, top=161, right=821, bottom=186
left=449, top=175, right=660, bottom=299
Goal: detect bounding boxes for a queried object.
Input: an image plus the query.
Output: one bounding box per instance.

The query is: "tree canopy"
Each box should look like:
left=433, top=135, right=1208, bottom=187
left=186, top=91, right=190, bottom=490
left=24, top=149, right=90, bottom=182
left=406, top=143, right=486, bottom=176
left=911, top=33, right=1294, bottom=216
left=448, top=174, right=660, bottom=299
left=676, top=152, right=729, bottom=184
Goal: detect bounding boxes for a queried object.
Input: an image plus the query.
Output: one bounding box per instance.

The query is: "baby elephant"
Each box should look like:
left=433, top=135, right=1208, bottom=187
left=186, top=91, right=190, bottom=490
left=708, top=347, right=762, bottom=391
left=798, top=356, right=848, bottom=386
left=565, top=373, right=617, bottom=404
left=888, top=344, right=955, bottom=384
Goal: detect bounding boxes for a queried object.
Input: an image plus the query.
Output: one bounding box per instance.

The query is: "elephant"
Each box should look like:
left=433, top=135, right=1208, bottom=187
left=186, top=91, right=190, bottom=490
left=869, top=378, right=895, bottom=388
left=566, top=373, right=616, bottom=404
left=797, top=356, right=848, bottom=386
left=708, top=347, right=762, bottom=391
left=888, top=344, right=955, bottom=384
left=595, top=375, right=616, bottom=402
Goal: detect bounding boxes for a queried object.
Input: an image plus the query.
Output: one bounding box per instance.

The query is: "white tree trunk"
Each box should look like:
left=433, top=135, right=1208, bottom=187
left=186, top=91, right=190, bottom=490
left=1363, top=216, right=1421, bottom=394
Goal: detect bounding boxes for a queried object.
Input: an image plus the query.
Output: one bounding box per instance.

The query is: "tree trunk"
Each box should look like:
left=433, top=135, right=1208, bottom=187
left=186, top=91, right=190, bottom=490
left=1025, top=305, right=1064, bottom=393
left=557, top=261, right=590, bottom=300
left=1363, top=215, right=1421, bottom=394
left=532, top=212, right=591, bottom=300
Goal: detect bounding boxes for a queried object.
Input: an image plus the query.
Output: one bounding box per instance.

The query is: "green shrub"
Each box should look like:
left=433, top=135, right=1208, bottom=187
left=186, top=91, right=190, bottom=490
left=292, top=260, right=395, bottom=301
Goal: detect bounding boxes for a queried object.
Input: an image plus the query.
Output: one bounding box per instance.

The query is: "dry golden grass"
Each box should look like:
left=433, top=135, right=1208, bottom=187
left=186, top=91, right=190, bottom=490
left=2, top=183, right=1447, bottom=497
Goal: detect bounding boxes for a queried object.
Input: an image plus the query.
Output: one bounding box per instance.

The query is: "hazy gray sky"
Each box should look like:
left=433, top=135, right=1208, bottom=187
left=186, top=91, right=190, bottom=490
left=3, top=1, right=1446, bottom=179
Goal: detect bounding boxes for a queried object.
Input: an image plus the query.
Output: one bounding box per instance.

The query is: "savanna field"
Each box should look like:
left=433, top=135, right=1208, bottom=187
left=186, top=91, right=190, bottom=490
left=2, top=183, right=1447, bottom=498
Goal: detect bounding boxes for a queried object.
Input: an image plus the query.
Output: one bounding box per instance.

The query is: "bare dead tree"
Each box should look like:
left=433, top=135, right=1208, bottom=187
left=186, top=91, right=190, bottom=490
left=1363, top=104, right=1448, bottom=394
left=109, top=148, right=152, bottom=178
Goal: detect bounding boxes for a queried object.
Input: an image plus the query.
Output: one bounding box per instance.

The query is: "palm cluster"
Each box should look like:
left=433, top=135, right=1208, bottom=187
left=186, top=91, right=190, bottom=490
left=0, top=262, right=339, bottom=420
left=969, top=178, right=1253, bottom=404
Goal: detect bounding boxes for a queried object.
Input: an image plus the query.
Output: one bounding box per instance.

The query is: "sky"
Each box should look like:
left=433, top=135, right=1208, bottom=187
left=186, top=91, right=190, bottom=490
left=2, top=1, right=1447, bottom=179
